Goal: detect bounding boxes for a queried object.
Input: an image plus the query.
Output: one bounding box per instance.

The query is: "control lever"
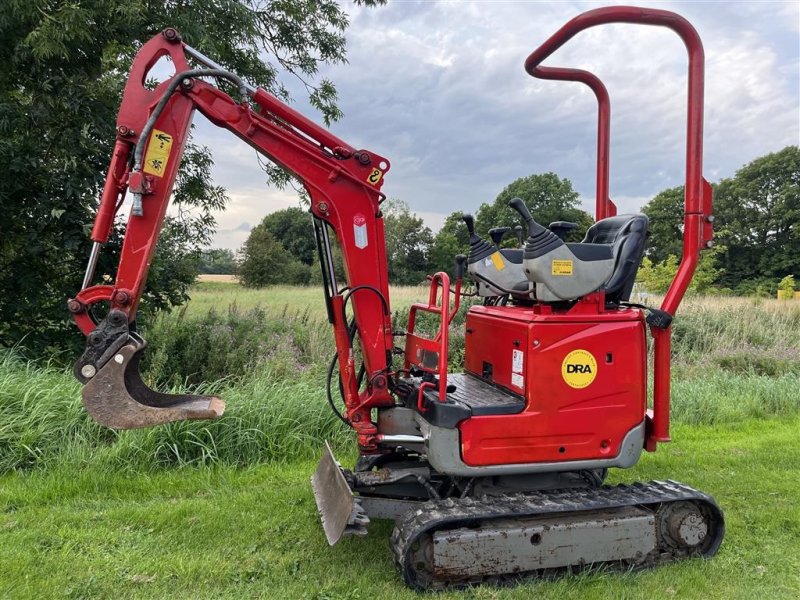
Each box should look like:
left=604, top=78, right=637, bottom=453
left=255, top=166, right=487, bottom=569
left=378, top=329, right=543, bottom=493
left=548, top=221, right=579, bottom=241
left=489, top=227, right=512, bottom=246
left=462, top=214, right=494, bottom=262
left=454, top=254, right=467, bottom=280
left=514, top=225, right=524, bottom=246
left=462, top=214, right=478, bottom=242
left=508, top=197, right=548, bottom=238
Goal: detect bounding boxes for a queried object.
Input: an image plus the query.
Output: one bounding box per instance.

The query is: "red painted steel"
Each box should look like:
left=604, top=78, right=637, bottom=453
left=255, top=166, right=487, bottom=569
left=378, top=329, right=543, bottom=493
left=527, top=67, right=614, bottom=220
left=524, top=6, right=713, bottom=449
left=404, top=273, right=452, bottom=402
left=460, top=305, right=646, bottom=466
left=76, top=6, right=712, bottom=461
left=73, top=33, right=397, bottom=450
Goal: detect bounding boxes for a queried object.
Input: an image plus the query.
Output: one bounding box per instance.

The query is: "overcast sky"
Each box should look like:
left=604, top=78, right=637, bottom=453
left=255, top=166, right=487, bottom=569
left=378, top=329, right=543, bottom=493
left=189, top=0, right=800, bottom=250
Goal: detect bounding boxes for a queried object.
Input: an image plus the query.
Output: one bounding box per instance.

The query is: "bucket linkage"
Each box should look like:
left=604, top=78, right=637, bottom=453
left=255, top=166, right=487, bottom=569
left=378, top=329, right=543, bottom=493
left=74, top=310, right=225, bottom=429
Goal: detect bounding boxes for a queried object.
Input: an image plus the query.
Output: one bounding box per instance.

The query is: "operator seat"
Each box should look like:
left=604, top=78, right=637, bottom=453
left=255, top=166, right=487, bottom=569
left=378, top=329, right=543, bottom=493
left=580, top=214, right=649, bottom=303
left=510, top=198, right=648, bottom=303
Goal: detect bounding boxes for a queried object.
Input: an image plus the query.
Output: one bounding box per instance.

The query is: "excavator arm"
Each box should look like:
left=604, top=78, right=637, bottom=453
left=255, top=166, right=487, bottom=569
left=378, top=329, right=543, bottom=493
left=69, top=29, right=395, bottom=450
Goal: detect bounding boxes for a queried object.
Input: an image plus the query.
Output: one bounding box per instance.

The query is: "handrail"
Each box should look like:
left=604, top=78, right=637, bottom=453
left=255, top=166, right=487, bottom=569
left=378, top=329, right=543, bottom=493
left=529, top=66, right=615, bottom=220
left=524, top=6, right=714, bottom=448
left=405, top=272, right=452, bottom=402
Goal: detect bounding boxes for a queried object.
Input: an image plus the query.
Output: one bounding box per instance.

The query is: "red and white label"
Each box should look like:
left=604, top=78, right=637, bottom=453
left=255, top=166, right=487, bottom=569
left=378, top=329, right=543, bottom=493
left=353, top=214, right=368, bottom=249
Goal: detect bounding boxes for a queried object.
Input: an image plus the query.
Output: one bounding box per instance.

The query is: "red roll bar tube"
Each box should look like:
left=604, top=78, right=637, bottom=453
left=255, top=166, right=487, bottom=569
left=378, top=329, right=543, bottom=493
left=525, top=6, right=714, bottom=449
left=531, top=66, right=615, bottom=221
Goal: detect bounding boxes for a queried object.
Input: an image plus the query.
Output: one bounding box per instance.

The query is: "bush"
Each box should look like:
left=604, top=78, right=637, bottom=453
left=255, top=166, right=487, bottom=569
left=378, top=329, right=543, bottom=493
left=141, top=304, right=333, bottom=387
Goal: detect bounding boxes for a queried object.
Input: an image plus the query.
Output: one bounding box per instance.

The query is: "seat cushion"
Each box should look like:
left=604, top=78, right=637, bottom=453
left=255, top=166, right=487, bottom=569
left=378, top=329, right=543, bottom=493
left=582, top=214, right=650, bottom=302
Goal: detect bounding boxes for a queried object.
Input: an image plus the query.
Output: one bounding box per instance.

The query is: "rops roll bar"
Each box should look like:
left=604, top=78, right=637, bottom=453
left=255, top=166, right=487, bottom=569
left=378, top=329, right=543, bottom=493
left=524, top=6, right=715, bottom=449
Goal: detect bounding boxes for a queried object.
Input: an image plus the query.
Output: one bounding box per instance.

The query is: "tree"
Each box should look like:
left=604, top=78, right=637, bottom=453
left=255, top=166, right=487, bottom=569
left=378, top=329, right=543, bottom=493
left=640, top=186, right=685, bottom=264
left=713, top=146, right=799, bottom=291
left=429, top=211, right=468, bottom=274
left=382, top=199, right=434, bottom=285
left=636, top=255, right=678, bottom=294
left=476, top=173, right=593, bottom=242
left=238, top=225, right=309, bottom=287
left=198, top=249, right=237, bottom=275
left=778, top=274, right=796, bottom=299
left=260, top=207, right=316, bottom=265
left=0, top=0, right=382, bottom=356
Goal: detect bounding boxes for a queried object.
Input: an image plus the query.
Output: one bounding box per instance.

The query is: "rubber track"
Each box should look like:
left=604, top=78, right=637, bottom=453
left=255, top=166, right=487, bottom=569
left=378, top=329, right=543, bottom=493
left=391, top=480, right=724, bottom=590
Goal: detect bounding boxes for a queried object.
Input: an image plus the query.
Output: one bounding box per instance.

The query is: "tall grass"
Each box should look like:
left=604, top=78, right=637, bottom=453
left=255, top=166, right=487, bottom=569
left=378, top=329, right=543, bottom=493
left=2, top=349, right=798, bottom=474
left=2, top=287, right=798, bottom=474
left=0, top=351, right=352, bottom=473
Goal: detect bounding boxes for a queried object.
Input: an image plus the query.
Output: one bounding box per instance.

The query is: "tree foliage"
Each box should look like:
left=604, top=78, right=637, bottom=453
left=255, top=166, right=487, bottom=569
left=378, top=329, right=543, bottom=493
left=639, top=147, right=798, bottom=295
left=713, top=146, right=799, bottom=291
left=238, top=223, right=309, bottom=287
left=382, top=199, right=434, bottom=285
left=429, top=211, right=468, bottom=274
left=0, top=0, right=378, bottom=355
left=640, top=186, right=685, bottom=264
left=260, top=207, right=316, bottom=265
left=198, top=249, right=237, bottom=275
left=476, top=173, right=593, bottom=242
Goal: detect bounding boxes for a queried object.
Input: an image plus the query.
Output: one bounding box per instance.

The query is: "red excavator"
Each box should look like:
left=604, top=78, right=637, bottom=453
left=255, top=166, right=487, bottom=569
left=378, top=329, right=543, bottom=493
left=68, top=6, right=723, bottom=590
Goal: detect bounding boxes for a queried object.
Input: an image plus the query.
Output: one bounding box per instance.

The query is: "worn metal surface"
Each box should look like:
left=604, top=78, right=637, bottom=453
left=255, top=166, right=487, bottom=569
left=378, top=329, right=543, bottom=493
left=311, top=442, right=369, bottom=545
left=81, top=342, right=225, bottom=429
left=439, top=373, right=525, bottom=414
left=418, top=416, right=645, bottom=477
left=431, top=507, right=654, bottom=578
left=377, top=407, right=420, bottom=436
left=359, top=496, right=423, bottom=521
left=391, top=480, right=725, bottom=590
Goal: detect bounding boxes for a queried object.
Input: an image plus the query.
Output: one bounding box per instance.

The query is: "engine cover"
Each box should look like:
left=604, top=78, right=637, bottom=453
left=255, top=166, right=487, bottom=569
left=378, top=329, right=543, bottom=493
left=461, top=304, right=646, bottom=467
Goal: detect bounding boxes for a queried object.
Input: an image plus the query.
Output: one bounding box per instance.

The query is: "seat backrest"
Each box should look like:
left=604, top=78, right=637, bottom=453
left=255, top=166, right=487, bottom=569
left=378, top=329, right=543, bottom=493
left=582, top=214, right=649, bottom=303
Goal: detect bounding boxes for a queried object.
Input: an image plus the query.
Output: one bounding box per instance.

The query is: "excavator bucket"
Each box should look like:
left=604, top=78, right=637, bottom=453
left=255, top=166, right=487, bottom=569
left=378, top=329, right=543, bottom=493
left=81, top=341, right=225, bottom=429
left=311, top=442, right=369, bottom=545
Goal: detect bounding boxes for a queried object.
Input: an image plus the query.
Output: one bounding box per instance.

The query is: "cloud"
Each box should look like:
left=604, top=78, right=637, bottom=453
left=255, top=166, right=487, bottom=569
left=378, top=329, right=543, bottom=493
left=192, top=0, right=798, bottom=249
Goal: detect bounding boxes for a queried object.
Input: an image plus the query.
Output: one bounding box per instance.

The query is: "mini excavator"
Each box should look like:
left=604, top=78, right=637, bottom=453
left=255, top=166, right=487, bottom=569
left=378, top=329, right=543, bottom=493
left=69, top=6, right=723, bottom=590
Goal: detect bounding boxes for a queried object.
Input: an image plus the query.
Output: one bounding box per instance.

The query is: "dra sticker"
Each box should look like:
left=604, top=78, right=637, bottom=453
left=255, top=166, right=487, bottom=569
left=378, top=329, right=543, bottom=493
left=561, top=349, right=597, bottom=389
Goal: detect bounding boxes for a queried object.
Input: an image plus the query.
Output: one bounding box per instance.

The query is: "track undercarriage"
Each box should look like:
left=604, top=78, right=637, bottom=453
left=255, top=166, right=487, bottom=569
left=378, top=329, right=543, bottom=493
left=312, top=444, right=724, bottom=591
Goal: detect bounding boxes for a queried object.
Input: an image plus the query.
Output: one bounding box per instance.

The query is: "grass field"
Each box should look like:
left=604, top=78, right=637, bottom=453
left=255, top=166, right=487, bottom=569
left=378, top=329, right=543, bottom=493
left=1, top=282, right=799, bottom=598
left=1, top=419, right=798, bottom=599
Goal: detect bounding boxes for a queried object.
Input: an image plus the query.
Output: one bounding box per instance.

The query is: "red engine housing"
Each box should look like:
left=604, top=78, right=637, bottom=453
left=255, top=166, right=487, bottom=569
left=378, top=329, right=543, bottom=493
left=460, top=304, right=646, bottom=467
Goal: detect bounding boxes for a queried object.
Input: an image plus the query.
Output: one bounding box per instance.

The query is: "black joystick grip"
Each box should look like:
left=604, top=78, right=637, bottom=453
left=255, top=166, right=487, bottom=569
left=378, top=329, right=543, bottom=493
left=462, top=214, right=476, bottom=236
left=454, top=254, right=467, bottom=280
left=462, top=214, right=494, bottom=263
left=508, top=197, right=533, bottom=224
left=508, top=197, right=564, bottom=259
left=514, top=225, right=524, bottom=245
left=489, top=227, right=511, bottom=246
left=508, top=197, right=546, bottom=238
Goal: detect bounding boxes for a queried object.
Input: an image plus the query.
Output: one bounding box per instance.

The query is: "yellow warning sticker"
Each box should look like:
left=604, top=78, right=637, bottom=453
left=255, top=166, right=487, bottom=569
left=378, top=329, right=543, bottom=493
left=366, top=168, right=383, bottom=185
left=551, top=259, right=573, bottom=276
left=490, top=251, right=506, bottom=271
left=561, top=349, right=597, bottom=389
left=142, top=129, right=173, bottom=177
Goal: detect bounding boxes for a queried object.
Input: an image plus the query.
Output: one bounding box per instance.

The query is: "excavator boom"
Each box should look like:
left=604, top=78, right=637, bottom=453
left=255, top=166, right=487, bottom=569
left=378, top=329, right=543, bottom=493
left=70, top=29, right=395, bottom=440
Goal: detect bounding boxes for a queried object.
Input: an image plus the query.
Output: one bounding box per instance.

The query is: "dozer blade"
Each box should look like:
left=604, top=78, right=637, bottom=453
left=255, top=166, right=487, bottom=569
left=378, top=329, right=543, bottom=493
left=311, top=441, right=369, bottom=545
left=82, top=341, right=225, bottom=429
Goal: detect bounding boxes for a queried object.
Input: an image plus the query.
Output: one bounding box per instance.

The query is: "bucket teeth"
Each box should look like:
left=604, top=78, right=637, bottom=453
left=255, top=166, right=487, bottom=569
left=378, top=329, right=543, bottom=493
left=312, top=442, right=371, bottom=545
left=81, top=340, right=225, bottom=429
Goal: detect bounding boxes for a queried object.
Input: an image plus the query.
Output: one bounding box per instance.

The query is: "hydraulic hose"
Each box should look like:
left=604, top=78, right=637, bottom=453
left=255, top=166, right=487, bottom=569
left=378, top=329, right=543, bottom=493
left=130, top=68, right=249, bottom=215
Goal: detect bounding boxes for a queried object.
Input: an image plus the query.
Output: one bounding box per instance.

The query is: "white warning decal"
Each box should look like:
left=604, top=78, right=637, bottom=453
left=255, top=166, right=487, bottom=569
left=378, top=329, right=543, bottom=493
left=511, top=372, right=524, bottom=389
left=512, top=349, right=524, bottom=374
left=353, top=214, right=368, bottom=249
